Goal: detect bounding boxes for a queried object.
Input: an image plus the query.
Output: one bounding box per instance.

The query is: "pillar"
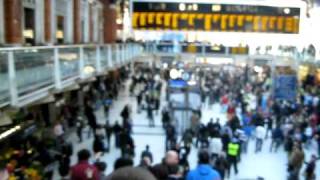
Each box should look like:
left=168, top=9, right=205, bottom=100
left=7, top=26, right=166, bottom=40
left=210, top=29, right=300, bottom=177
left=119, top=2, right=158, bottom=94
left=4, top=0, right=23, bottom=44
left=93, top=5, right=99, bottom=43
left=35, top=0, right=45, bottom=44
left=73, top=0, right=81, bottom=43
left=89, top=3, right=94, bottom=42
left=0, top=0, right=4, bottom=44
left=83, top=0, right=89, bottom=43
left=102, top=0, right=117, bottom=43
left=44, top=0, right=54, bottom=43
left=65, top=0, right=73, bottom=43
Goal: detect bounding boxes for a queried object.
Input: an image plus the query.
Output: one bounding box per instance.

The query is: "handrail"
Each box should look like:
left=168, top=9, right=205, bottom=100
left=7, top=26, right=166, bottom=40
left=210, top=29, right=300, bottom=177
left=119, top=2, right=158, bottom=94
left=0, top=43, right=139, bottom=51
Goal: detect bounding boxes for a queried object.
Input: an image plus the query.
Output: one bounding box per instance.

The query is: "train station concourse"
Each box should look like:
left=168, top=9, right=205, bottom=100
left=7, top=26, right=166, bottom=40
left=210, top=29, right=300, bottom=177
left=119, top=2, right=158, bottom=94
left=0, top=0, right=320, bottom=180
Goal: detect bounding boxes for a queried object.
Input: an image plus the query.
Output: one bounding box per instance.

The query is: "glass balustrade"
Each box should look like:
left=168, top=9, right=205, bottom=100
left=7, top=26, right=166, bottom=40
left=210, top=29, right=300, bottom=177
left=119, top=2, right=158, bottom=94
left=13, top=49, right=54, bottom=96
left=83, top=47, right=97, bottom=76
left=59, top=47, right=80, bottom=80
left=111, top=44, right=118, bottom=67
left=100, top=46, right=109, bottom=69
left=0, top=43, right=142, bottom=107
left=0, top=52, right=9, bottom=104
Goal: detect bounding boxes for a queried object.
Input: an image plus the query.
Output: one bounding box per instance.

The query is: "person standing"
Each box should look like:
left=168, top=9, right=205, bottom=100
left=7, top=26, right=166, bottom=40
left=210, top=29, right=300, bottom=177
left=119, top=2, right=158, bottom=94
left=136, top=91, right=143, bottom=113
left=255, top=125, right=266, bottom=153
left=104, top=121, right=113, bottom=151
left=209, top=135, right=223, bottom=160
left=288, top=143, right=305, bottom=180
left=147, top=103, right=155, bottom=127
left=85, top=101, right=97, bottom=137
left=113, top=121, right=122, bottom=148
left=270, top=124, right=283, bottom=153
left=226, top=138, right=240, bottom=177
left=141, top=145, right=153, bottom=163
left=71, top=149, right=99, bottom=180
left=186, top=150, right=221, bottom=180
left=304, top=154, right=319, bottom=180
left=214, top=153, right=229, bottom=180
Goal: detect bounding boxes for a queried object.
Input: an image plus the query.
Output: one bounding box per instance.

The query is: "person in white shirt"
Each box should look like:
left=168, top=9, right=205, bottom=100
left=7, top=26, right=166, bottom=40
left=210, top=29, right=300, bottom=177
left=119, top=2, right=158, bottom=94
left=209, top=136, right=223, bottom=160
left=255, top=125, right=266, bottom=153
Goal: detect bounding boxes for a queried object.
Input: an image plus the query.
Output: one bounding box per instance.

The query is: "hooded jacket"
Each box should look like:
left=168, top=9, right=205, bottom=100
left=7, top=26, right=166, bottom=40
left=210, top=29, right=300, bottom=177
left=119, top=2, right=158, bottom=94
left=186, top=164, right=221, bottom=180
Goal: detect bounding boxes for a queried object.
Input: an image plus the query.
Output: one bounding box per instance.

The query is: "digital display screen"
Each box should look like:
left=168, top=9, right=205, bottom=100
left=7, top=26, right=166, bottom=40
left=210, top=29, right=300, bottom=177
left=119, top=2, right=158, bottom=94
left=132, top=2, right=300, bottom=34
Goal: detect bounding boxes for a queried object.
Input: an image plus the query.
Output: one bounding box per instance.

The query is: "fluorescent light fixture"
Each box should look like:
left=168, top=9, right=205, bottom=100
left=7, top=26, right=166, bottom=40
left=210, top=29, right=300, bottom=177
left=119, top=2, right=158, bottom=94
left=0, top=125, right=21, bottom=140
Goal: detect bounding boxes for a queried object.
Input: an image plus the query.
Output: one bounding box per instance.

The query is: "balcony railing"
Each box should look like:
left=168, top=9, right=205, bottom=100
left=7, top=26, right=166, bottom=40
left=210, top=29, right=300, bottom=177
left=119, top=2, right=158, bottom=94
left=0, top=43, right=143, bottom=107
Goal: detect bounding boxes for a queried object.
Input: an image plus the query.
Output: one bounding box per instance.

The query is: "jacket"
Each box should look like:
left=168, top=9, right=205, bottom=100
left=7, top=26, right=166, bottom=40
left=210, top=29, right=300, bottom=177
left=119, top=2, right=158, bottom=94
left=71, top=161, right=99, bottom=180
left=186, top=164, right=221, bottom=180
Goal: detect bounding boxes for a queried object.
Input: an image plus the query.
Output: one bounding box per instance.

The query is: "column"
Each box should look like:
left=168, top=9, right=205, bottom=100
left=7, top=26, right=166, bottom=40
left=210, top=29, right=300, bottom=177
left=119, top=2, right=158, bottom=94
left=35, top=0, right=45, bottom=44
left=83, top=0, right=89, bottom=43
left=44, top=0, right=55, bottom=44
left=89, top=3, right=93, bottom=42
left=51, top=0, right=56, bottom=44
left=93, top=5, right=99, bottom=43
left=73, top=0, right=81, bottom=43
left=65, top=0, right=73, bottom=43
left=0, top=0, right=4, bottom=44
left=4, top=0, right=23, bottom=44
left=102, top=0, right=117, bottom=43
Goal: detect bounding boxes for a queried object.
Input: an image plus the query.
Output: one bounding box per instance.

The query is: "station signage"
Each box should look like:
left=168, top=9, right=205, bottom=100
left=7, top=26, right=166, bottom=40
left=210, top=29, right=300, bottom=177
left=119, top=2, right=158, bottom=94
left=132, top=2, right=300, bottom=34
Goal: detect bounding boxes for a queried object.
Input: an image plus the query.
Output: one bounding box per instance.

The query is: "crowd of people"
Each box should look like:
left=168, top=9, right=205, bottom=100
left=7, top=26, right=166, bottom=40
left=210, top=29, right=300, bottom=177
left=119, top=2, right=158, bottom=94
left=51, top=63, right=320, bottom=180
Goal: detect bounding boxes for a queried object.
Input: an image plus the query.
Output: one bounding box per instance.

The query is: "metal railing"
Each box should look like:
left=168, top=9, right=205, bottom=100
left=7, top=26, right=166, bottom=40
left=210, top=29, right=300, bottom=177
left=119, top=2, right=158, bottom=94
left=0, top=43, right=143, bottom=107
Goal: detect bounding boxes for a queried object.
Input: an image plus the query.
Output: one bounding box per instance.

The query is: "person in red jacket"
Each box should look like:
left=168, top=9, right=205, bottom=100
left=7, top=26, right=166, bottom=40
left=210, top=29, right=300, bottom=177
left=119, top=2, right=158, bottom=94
left=71, top=149, right=99, bottom=180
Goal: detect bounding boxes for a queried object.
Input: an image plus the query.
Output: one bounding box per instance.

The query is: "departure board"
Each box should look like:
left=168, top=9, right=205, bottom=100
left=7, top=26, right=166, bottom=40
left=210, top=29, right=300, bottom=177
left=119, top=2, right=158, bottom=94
left=132, top=2, right=300, bottom=33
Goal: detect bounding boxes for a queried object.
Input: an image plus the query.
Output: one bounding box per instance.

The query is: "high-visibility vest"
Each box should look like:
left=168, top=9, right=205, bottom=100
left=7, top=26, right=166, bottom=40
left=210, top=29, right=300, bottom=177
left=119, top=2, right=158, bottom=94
left=228, top=143, right=239, bottom=156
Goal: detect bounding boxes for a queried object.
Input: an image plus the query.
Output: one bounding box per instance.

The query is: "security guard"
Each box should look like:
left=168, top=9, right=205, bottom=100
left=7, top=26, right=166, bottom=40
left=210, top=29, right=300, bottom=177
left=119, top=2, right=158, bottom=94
left=227, top=137, right=240, bottom=177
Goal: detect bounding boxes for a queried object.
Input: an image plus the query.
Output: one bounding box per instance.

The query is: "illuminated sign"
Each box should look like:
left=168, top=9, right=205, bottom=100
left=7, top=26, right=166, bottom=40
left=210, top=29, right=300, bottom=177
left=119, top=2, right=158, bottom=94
left=132, top=2, right=300, bottom=33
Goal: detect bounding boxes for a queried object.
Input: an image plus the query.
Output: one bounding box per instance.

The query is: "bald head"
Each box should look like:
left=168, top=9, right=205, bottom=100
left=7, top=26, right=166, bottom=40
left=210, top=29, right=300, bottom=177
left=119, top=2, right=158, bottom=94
left=165, top=150, right=179, bottom=165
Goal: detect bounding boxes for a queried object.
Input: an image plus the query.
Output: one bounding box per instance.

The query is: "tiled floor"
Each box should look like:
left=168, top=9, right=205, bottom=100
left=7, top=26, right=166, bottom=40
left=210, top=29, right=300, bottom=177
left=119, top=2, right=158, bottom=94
left=53, top=80, right=320, bottom=180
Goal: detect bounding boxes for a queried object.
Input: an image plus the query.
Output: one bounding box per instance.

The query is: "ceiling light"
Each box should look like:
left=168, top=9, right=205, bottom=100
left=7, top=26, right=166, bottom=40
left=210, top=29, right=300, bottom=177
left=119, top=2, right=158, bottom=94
left=179, top=3, right=186, bottom=11
left=284, top=8, right=290, bottom=15
left=193, top=4, right=198, bottom=11
left=212, top=5, right=221, bottom=12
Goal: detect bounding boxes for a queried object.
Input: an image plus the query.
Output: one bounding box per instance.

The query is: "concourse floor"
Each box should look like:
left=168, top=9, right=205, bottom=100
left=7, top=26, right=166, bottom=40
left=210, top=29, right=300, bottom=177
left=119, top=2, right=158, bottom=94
left=53, top=80, right=320, bottom=180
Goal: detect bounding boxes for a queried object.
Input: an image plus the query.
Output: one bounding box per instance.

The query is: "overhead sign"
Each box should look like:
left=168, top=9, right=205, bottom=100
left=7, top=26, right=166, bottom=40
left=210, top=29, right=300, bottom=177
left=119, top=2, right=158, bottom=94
left=273, top=75, right=297, bottom=101
left=132, top=2, right=300, bottom=33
